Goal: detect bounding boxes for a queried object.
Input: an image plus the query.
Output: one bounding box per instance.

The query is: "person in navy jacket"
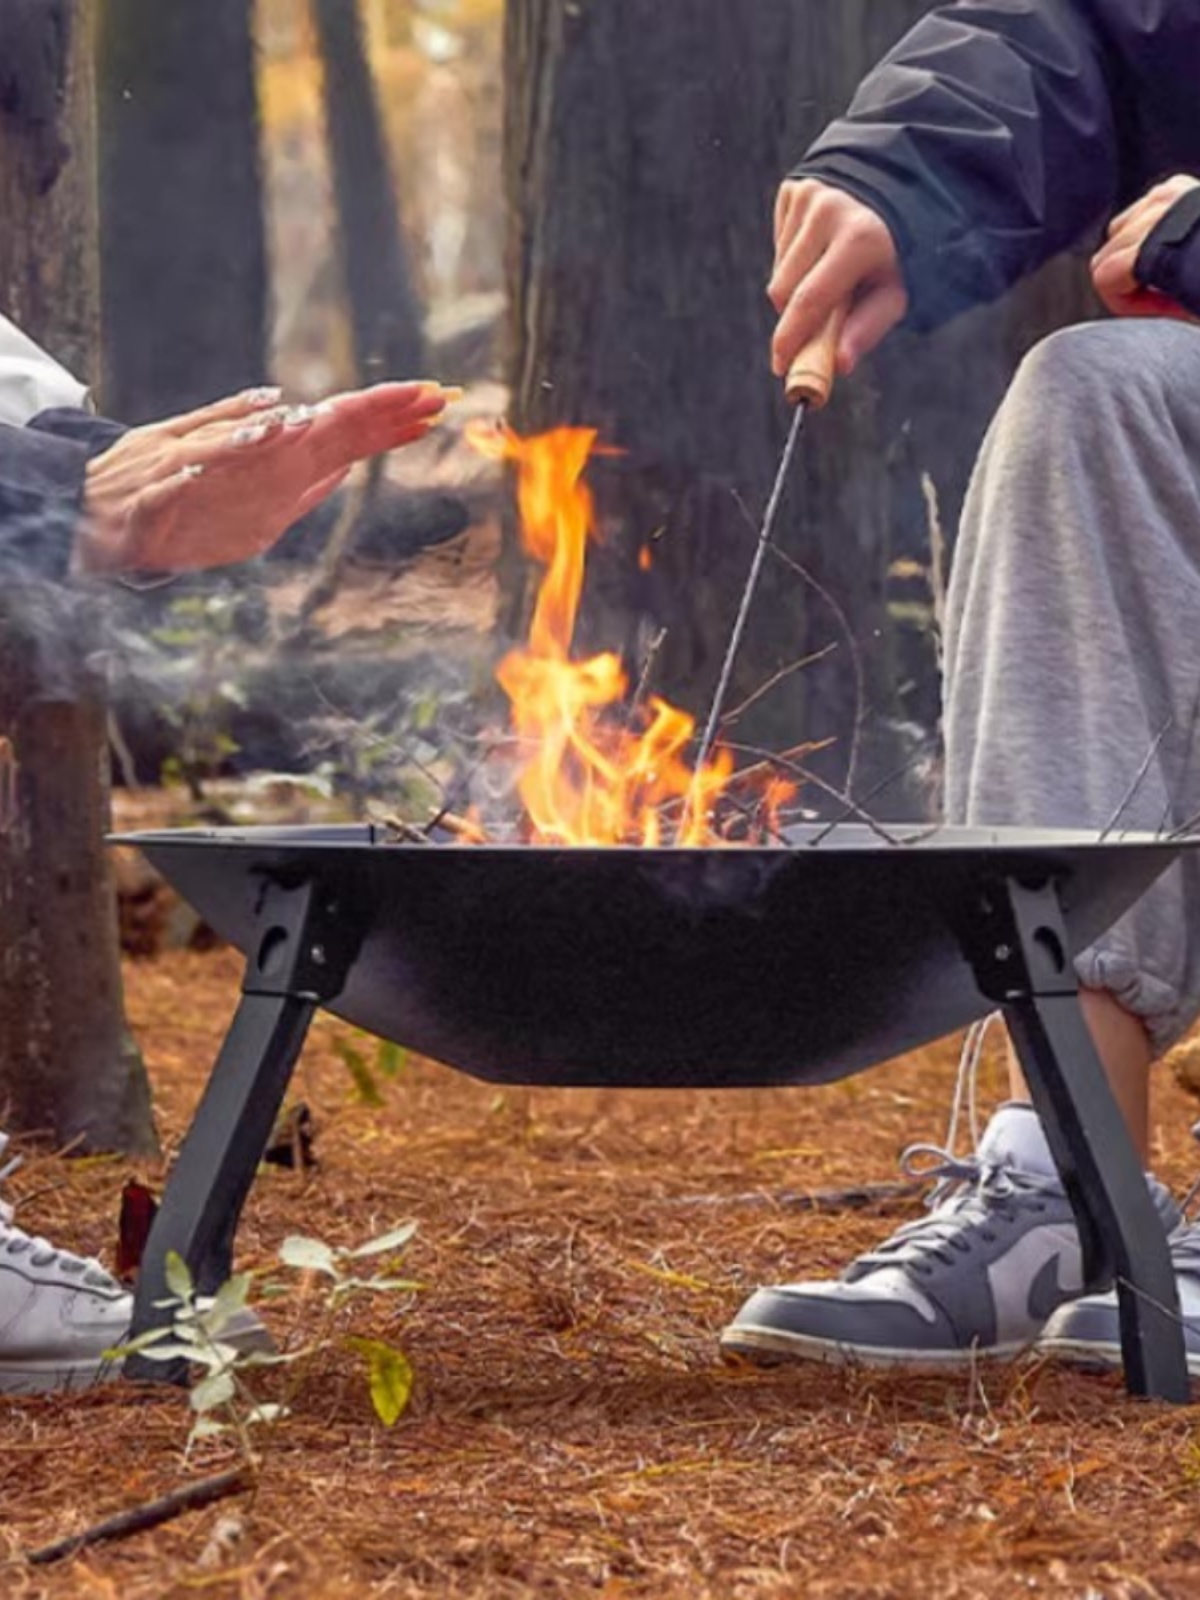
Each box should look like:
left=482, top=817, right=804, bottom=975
left=724, top=2, right=1200, bottom=1378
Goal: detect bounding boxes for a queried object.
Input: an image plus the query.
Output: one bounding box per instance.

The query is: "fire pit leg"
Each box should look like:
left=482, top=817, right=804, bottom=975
left=963, top=874, right=1189, bottom=1404
left=126, top=875, right=362, bottom=1383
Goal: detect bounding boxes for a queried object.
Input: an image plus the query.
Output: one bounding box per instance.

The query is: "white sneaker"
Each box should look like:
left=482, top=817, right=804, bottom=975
left=0, top=1136, right=131, bottom=1395
left=0, top=1135, right=275, bottom=1394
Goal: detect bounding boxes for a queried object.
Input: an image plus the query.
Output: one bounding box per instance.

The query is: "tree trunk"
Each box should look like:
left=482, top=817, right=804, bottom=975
left=504, top=0, right=1095, bottom=806
left=0, top=0, right=99, bottom=375
left=0, top=1, right=156, bottom=1152
left=294, top=0, right=428, bottom=626
left=96, top=0, right=267, bottom=420
left=313, top=0, right=425, bottom=383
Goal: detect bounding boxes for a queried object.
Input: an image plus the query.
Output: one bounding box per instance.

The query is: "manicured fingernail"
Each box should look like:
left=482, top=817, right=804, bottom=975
left=233, top=411, right=284, bottom=446
left=243, top=386, right=283, bottom=407
left=282, top=404, right=320, bottom=429
left=439, top=386, right=465, bottom=404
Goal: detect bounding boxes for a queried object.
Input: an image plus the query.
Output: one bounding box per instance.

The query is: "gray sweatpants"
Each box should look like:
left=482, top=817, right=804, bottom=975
left=944, top=320, right=1200, bottom=1055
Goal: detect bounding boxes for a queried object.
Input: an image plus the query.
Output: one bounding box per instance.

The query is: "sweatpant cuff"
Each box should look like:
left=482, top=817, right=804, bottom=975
left=1075, top=948, right=1187, bottom=1056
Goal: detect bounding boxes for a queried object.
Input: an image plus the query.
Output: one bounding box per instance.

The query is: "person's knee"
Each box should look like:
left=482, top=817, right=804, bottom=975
left=1007, top=321, right=1181, bottom=430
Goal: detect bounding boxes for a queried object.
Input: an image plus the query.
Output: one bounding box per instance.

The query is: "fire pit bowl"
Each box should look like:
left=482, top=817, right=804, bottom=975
left=122, top=822, right=1180, bottom=1088
left=114, top=821, right=1200, bottom=1401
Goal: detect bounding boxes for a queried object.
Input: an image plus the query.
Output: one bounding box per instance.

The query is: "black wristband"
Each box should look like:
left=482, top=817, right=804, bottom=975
left=1134, top=188, right=1200, bottom=317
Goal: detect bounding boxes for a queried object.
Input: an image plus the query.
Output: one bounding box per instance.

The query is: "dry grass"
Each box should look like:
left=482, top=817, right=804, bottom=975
left=4, top=946, right=1200, bottom=1598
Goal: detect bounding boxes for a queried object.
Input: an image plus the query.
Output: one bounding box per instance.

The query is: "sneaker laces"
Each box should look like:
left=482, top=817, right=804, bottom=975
left=0, top=1132, right=120, bottom=1289
left=941, top=1011, right=999, bottom=1157
left=848, top=1146, right=1063, bottom=1280
left=846, top=1016, right=1061, bottom=1281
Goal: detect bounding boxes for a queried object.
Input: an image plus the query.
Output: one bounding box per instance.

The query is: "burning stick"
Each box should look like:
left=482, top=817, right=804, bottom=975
left=430, top=808, right=488, bottom=844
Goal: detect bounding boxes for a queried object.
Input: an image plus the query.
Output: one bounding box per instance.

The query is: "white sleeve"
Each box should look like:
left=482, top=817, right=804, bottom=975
left=0, top=314, right=88, bottom=426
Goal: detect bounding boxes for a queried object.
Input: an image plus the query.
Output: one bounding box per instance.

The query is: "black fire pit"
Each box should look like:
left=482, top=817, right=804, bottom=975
left=114, top=822, right=1200, bottom=1401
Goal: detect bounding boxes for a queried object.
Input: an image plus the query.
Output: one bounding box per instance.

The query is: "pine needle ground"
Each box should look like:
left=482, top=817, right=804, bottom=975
left=4, top=946, right=1200, bottom=1599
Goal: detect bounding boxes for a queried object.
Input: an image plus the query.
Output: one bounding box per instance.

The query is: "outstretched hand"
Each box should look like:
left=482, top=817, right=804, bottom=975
left=1091, top=175, right=1200, bottom=320
left=77, top=380, right=456, bottom=577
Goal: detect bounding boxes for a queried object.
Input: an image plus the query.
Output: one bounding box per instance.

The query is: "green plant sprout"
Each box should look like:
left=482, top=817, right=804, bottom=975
left=112, top=1222, right=422, bottom=1465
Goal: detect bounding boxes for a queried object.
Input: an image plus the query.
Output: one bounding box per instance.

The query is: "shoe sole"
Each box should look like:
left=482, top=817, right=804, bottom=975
left=0, top=1356, right=122, bottom=1396
left=720, top=1323, right=1028, bottom=1370
left=1038, top=1333, right=1200, bottom=1380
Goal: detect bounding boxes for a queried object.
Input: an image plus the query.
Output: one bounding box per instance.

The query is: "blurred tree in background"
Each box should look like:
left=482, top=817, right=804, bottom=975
left=504, top=0, right=1096, bottom=802
left=0, top=0, right=155, bottom=1153
left=96, top=0, right=268, bottom=420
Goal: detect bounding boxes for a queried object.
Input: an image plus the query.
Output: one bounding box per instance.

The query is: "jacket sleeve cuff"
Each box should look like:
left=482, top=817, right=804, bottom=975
left=1135, top=190, right=1200, bottom=319
left=28, top=407, right=128, bottom=460
left=788, top=154, right=1012, bottom=332
left=0, top=423, right=95, bottom=582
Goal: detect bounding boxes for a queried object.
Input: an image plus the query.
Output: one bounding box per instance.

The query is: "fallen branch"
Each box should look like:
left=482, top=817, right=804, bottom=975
left=25, top=1467, right=253, bottom=1567
left=663, top=1181, right=922, bottom=1212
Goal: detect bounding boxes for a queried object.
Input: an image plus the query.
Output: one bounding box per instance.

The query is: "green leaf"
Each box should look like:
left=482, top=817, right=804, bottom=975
left=339, top=1276, right=425, bottom=1296
left=349, top=1222, right=418, bottom=1259
left=107, top=1339, right=196, bottom=1363
left=165, top=1251, right=195, bottom=1304
left=103, top=1326, right=177, bottom=1358
left=279, top=1235, right=339, bottom=1276
left=200, top=1273, right=254, bottom=1337
left=189, top=1416, right=229, bottom=1441
left=346, top=1338, right=413, bottom=1427
left=335, top=1041, right=383, bottom=1107
left=244, top=1403, right=289, bottom=1427
left=190, top=1369, right=236, bottom=1413
left=414, top=696, right=438, bottom=732
left=376, top=1041, right=408, bottom=1080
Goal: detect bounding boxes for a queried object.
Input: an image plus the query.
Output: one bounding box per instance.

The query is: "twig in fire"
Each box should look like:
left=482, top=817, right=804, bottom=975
left=627, top=625, right=669, bottom=728
left=806, top=736, right=944, bottom=846
left=723, top=740, right=928, bottom=847
left=718, top=641, right=838, bottom=729
left=656, top=740, right=833, bottom=846
left=728, top=485, right=867, bottom=797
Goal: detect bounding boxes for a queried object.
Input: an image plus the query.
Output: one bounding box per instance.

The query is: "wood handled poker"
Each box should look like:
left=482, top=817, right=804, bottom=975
left=690, top=306, right=845, bottom=789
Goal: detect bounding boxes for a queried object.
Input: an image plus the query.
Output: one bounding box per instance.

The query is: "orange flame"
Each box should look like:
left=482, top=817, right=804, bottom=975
left=468, top=422, right=788, bottom=846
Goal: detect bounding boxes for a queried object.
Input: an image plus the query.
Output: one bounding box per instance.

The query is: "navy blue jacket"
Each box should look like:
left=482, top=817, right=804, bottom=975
left=795, top=0, right=1200, bottom=329
left=0, top=410, right=125, bottom=579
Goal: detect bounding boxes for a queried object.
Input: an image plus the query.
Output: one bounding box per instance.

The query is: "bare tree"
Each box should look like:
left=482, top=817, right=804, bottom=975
left=96, top=0, right=268, bottom=420
left=0, top=0, right=156, bottom=1152
left=504, top=0, right=1094, bottom=794
left=295, top=0, right=427, bottom=621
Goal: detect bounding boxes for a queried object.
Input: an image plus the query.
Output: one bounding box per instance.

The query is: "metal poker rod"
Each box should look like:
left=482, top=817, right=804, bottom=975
left=689, top=308, right=845, bottom=801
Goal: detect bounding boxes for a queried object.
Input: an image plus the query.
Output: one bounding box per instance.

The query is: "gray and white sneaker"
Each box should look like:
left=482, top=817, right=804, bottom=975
left=0, top=1135, right=131, bottom=1395
left=1038, top=1217, right=1200, bottom=1377
left=0, top=1134, right=273, bottom=1395
left=721, top=1104, right=1182, bottom=1369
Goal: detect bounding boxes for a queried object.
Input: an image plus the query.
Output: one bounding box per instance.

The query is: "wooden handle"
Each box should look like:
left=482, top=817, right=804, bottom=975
left=785, top=306, right=846, bottom=410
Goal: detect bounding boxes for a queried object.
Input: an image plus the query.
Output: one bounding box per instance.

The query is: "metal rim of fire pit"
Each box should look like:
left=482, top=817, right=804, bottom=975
left=114, top=821, right=1186, bottom=1090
